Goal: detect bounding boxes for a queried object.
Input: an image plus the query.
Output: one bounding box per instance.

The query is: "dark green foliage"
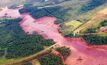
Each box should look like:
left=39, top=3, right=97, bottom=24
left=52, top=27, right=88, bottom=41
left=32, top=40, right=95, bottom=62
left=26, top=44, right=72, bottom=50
left=38, top=53, right=65, bottom=65
left=83, top=20, right=107, bottom=33
left=0, top=18, right=54, bottom=59
left=80, top=20, right=107, bottom=45
left=56, top=46, right=71, bottom=60
left=83, top=34, right=107, bottom=45
left=80, top=0, right=107, bottom=13
left=84, top=28, right=96, bottom=33
left=0, top=50, right=4, bottom=57
left=64, top=33, right=74, bottom=37
left=6, top=35, right=44, bottom=59
left=42, top=39, right=54, bottom=46
left=100, top=20, right=107, bottom=26
left=19, top=6, right=70, bottom=24
left=64, top=33, right=80, bottom=38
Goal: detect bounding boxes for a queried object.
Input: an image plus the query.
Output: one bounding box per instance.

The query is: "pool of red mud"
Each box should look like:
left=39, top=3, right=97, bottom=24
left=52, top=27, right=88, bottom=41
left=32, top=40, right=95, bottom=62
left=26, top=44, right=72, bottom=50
left=0, top=8, right=107, bottom=65
left=20, top=14, right=107, bottom=65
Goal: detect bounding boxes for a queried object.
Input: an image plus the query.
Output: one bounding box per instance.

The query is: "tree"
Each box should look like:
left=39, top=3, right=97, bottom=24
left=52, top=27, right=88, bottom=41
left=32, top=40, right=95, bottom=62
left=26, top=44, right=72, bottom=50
left=100, top=20, right=107, bottom=26
left=84, top=28, right=96, bottom=33
left=0, top=18, right=55, bottom=59
left=56, top=46, right=71, bottom=60
left=38, top=53, right=65, bottom=65
left=83, top=34, right=107, bottom=45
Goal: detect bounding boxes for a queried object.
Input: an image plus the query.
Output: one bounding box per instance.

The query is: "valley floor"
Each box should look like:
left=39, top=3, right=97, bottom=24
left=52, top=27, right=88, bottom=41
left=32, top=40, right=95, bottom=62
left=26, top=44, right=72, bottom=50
left=0, top=7, right=107, bottom=65
left=20, top=13, right=107, bottom=65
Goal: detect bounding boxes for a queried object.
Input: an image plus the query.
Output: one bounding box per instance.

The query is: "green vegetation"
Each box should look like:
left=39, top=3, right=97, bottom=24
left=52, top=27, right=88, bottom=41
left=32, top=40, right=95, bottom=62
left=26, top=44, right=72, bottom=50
left=56, top=46, right=71, bottom=60
left=64, top=20, right=82, bottom=29
left=100, top=20, right=107, bottom=26
left=83, top=20, right=107, bottom=33
left=63, top=32, right=74, bottom=37
left=19, top=6, right=70, bottom=24
left=80, top=0, right=107, bottom=13
left=0, top=18, right=54, bottom=59
left=0, top=58, right=14, bottom=64
left=83, top=34, right=107, bottom=45
left=77, top=20, right=107, bottom=45
left=60, top=20, right=82, bottom=35
left=84, top=28, right=97, bottom=33
left=38, top=53, right=65, bottom=65
left=74, top=14, right=107, bottom=34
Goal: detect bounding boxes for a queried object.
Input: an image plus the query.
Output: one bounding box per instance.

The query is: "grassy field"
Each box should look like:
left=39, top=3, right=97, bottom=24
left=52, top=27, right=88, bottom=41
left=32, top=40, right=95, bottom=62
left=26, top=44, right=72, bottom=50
left=64, top=20, right=82, bottom=29
left=73, top=8, right=107, bottom=34
left=60, top=20, right=82, bottom=35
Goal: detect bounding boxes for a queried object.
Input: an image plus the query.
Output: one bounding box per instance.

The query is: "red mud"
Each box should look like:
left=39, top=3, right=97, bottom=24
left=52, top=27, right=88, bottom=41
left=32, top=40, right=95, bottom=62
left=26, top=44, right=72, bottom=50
left=0, top=7, right=21, bottom=18
left=20, top=14, right=65, bottom=43
left=0, top=7, right=107, bottom=65
left=20, top=14, right=107, bottom=65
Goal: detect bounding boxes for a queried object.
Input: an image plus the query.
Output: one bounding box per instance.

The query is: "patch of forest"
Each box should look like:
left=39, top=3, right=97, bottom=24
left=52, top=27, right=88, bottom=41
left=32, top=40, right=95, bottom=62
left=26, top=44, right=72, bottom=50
left=0, top=18, right=54, bottom=59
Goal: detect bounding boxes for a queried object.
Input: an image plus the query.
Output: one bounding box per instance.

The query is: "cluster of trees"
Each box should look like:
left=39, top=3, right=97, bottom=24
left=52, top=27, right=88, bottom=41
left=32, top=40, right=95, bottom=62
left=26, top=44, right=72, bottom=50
left=63, top=32, right=80, bottom=38
left=38, top=53, right=65, bottom=65
left=55, top=46, right=71, bottom=60
left=83, top=34, right=107, bottom=45
left=84, top=28, right=97, bottom=33
left=64, top=33, right=74, bottom=37
left=80, top=0, right=107, bottom=13
left=100, top=20, right=107, bottom=26
left=81, top=20, right=107, bottom=45
left=0, top=18, right=54, bottom=59
left=21, top=46, right=71, bottom=65
left=19, top=6, right=70, bottom=24
left=22, top=46, right=71, bottom=65
left=83, top=20, right=107, bottom=33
